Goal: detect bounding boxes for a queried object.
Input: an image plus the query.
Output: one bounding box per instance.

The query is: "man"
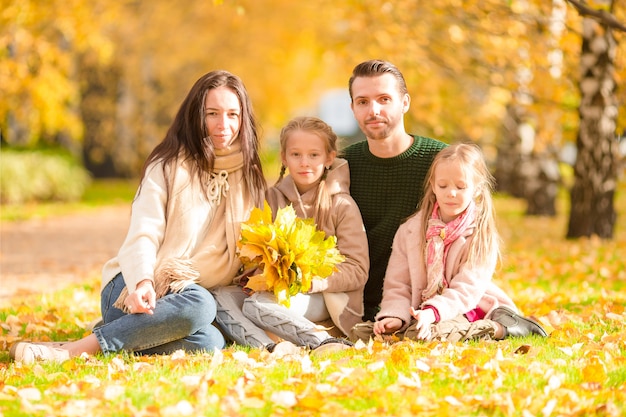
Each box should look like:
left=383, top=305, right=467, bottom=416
left=341, top=60, right=448, bottom=321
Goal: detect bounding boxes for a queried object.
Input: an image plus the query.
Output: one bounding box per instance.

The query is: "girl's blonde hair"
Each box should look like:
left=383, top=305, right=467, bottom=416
left=417, top=143, right=500, bottom=267
left=276, top=116, right=339, bottom=227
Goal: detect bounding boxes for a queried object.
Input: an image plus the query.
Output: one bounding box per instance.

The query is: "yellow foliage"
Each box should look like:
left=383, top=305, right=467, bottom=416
left=238, top=202, right=345, bottom=307
left=2, top=0, right=625, bottom=175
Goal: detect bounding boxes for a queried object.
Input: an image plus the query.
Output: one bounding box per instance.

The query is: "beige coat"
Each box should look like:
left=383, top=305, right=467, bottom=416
left=265, top=158, right=369, bottom=335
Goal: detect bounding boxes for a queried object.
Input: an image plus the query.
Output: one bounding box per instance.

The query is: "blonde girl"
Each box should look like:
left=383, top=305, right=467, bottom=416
left=352, top=143, right=547, bottom=343
left=213, top=116, right=368, bottom=349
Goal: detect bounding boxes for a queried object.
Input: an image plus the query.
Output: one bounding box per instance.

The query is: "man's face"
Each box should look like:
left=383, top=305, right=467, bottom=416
left=350, top=73, right=409, bottom=141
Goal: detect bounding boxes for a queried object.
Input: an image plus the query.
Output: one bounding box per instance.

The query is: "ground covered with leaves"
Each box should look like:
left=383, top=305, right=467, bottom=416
left=1, top=194, right=625, bottom=416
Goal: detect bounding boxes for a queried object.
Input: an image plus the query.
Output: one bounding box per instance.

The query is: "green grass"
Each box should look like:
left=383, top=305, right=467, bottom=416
left=1, top=178, right=138, bottom=221
left=80, top=178, right=139, bottom=205
left=0, top=180, right=625, bottom=416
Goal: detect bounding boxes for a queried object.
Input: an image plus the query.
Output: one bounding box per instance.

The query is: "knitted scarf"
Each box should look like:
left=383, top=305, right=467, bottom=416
left=422, top=201, right=476, bottom=301
left=113, top=144, right=247, bottom=312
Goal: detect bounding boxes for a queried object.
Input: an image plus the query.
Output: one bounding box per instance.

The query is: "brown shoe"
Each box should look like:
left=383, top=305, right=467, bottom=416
left=310, top=337, right=354, bottom=356
left=10, top=342, right=71, bottom=364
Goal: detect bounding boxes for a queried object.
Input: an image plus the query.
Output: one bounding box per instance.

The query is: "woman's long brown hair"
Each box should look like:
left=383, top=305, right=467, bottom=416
left=139, top=70, right=266, bottom=205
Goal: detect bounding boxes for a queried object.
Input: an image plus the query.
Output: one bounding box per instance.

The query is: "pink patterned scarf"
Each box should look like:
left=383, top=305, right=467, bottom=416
left=422, top=201, right=476, bottom=300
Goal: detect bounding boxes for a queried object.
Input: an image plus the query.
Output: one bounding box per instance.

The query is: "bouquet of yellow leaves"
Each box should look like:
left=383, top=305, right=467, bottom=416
left=238, top=202, right=345, bottom=307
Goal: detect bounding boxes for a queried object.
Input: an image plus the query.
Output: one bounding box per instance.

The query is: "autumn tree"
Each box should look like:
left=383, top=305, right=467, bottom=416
left=493, top=0, right=574, bottom=216
left=565, top=0, right=624, bottom=239
left=1, top=0, right=346, bottom=176
left=78, top=0, right=352, bottom=176
left=2, top=0, right=624, bottom=202
left=0, top=0, right=116, bottom=150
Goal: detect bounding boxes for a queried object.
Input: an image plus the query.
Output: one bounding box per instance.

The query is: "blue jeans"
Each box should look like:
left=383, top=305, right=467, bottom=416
left=94, top=273, right=225, bottom=355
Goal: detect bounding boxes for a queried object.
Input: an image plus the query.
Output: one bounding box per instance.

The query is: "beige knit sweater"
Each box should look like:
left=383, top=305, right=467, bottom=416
left=102, top=144, right=254, bottom=309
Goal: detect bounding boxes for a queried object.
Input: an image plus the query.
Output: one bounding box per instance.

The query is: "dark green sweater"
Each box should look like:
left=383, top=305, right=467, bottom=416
left=341, top=135, right=448, bottom=321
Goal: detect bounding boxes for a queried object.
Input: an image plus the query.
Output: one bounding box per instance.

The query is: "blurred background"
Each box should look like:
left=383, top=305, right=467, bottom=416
left=1, top=0, right=625, bottom=239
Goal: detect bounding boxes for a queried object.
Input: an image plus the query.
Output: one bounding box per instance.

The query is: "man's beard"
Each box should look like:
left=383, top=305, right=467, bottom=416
left=362, top=118, right=392, bottom=140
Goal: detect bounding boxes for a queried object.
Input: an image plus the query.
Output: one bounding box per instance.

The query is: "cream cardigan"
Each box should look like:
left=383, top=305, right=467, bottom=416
left=102, top=147, right=253, bottom=301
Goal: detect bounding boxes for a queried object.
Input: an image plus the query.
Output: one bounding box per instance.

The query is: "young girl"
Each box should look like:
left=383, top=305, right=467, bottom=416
left=213, top=116, right=369, bottom=349
left=11, top=70, right=267, bottom=363
left=351, top=143, right=547, bottom=343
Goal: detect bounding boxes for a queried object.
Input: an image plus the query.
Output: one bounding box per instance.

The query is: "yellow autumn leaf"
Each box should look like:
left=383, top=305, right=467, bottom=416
left=582, top=356, right=607, bottom=384
left=17, top=387, right=41, bottom=402
left=246, top=274, right=269, bottom=292
left=237, top=202, right=345, bottom=307
left=237, top=242, right=266, bottom=263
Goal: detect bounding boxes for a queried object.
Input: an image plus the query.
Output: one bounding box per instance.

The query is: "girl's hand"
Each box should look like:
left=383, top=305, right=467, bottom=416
left=235, top=268, right=261, bottom=296
left=373, top=317, right=403, bottom=335
left=234, top=268, right=259, bottom=287
left=410, top=307, right=436, bottom=340
left=124, top=279, right=156, bottom=315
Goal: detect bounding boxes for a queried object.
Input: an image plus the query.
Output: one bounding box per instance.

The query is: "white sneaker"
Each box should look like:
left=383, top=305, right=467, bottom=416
left=10, top=342, right=71, bottom=364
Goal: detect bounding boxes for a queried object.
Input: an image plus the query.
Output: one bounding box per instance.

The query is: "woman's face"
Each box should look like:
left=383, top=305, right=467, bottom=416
left=204, top=86, right=241, bottom=150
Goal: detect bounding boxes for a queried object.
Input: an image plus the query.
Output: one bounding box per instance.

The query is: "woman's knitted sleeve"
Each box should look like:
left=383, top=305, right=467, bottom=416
left=116, top=162, right=169, bottom=294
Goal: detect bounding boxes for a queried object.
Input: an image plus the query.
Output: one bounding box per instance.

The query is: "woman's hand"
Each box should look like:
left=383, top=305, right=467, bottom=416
left=410, top=307, right=436, bottom=340
left=373, top=317, right=403, bottom=335
left=124, top=279, right=156, bottom=315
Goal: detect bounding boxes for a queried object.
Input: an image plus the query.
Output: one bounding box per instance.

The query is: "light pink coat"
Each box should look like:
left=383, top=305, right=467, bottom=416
left=377, top=211, right=517, bottom=328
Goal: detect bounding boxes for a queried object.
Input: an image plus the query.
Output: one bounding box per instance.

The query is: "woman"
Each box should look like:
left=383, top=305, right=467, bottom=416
left=11, top=70, right=267, bottom=363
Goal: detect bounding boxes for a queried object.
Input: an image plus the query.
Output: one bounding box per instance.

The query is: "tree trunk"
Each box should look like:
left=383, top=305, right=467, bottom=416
left=566, top=15, right=619, bottom=239
left=521, top=153, right=560, bottom=216
left=495, top=104, right=525, bottom=197
left=495, top=104, right=559, bottom=215
left=79, top=52, right=123, bottom=178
